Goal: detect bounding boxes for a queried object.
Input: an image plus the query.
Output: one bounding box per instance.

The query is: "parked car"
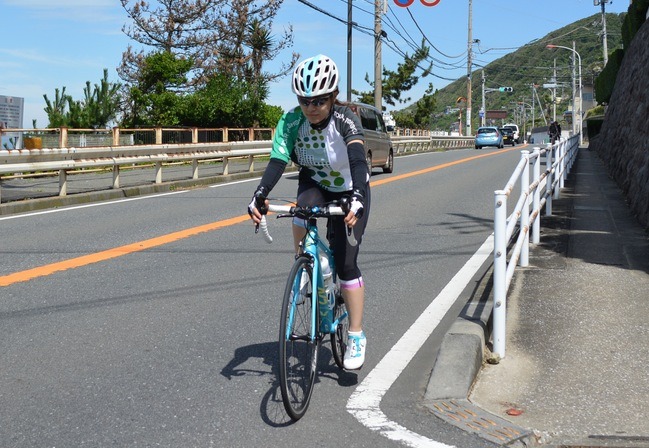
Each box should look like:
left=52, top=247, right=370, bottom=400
left=498, top=127, right=516, bottom=146
left=503, top=123, right=521, bottom=144
left=475, top=126, right=504, bottom=149
left=348, top=102, right=394, bottom=174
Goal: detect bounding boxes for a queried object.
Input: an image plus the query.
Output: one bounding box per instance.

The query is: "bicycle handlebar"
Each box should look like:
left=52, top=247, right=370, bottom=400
left=258, top=203, right=357, bottom=247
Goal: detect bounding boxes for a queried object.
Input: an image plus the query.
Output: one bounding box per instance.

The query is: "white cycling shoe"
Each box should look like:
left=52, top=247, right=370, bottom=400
left=344, top=331, right=366, bottom=370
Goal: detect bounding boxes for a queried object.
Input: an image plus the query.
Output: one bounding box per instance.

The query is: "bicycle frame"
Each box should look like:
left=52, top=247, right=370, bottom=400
left=260, top=203, right=352, bottom=343
left=291, top=221, right=346, bottom=342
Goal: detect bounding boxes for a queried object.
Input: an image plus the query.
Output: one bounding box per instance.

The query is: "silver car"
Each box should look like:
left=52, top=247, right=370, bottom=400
left=348, top=102, right=394, bottom=175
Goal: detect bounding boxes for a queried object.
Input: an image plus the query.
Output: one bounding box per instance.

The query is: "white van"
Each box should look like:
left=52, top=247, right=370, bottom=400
left=503, top=123, right=521, bottom=144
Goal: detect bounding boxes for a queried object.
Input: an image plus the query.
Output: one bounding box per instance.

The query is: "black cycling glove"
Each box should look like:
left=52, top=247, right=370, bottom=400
left=248, top=186, right=268, bottom=216
left=349, top=189, right=364, bottom=219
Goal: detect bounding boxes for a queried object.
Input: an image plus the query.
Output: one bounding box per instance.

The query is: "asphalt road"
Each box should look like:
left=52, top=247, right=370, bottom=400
left=0, top=145, right=524, bottom=447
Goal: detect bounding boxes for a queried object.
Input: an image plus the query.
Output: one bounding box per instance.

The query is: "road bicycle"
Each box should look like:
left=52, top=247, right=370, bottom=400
left=258, top=199, right=357, bottom=421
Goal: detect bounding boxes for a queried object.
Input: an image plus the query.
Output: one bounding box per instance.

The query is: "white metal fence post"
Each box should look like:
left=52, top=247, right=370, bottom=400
left=520, top=150, right=530, bottom=267
left=546, top=145, right=554, bottom=215
left=532, top=148, right=541, bottom=244
left=557, top=140, right=567, bottom=190
left=493, top=190, right=508, bottom=358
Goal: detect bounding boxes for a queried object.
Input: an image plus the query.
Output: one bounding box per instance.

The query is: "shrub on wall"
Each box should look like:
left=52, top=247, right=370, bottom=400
left=595, top=0, right=648, bottom=105
left=622, top=0, right=649, bottom=48
left=595, top=49, right=625, bottom=104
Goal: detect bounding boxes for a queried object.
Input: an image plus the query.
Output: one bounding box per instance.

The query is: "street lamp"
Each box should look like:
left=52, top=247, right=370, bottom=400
left=546, top=43, right=582, bottom=146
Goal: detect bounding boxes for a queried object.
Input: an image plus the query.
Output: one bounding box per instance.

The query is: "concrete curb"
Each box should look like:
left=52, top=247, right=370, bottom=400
left=424, top=317, right=487, bottom=402
left=422, top=264, right=538, bottom=446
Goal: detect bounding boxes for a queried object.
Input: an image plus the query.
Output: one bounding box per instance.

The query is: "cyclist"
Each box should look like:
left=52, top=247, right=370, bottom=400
left=549, top=120, right=561, bottom=144
left=248, top=54, right=370, bottom=370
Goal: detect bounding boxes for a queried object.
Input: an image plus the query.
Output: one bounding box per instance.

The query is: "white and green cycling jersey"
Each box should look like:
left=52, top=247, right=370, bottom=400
left=270, top=105, right=365, bottom=192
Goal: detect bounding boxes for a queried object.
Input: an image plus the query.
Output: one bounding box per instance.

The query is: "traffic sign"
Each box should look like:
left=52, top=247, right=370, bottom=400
left=420, top=0, right=441, bottom=5
left=393, top=0, right=415, bottom=6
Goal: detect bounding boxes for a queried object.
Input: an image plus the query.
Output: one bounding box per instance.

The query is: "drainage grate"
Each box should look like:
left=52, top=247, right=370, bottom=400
left=427, top=398, right=533, bottom=446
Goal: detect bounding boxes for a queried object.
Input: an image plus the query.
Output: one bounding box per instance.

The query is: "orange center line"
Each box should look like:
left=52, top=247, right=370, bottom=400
left=1, top=147, right=519, bottom=287
left=370, top=147, right=518, bottom=186
left=0, top=215, right=249, bottom=287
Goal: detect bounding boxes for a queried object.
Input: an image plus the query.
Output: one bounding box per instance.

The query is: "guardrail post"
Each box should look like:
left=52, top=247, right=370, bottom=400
left=546, top=144, right=553, bottom=215
left=192, top=160, right=199, bottom=179
left=247, top=154, right=254, bottom=172
left=532, top=148, right=541, bottom=244
left=155, top=161, right=162, bottom=184
left=113, top=165, right=120, bottom=188
left=223, top=157, right=229, bottom=175
left=493, top=190, right=508, bottom=358
left=59, top=169, right=68, bottom=196
left=520, top=150, right=530, bottom=267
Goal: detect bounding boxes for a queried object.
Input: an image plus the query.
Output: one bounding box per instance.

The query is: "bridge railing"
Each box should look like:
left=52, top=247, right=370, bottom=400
left=0, top=126, right=275, bottom=149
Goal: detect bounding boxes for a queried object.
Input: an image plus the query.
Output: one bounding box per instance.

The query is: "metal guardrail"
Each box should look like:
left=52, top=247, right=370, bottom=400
left=0, top=141, right=273, bottom=202
left=393, top=136, right=474, bottom=154
left=0, top=135, right=473, bottom=203
left=492, top=135, right=580, bottom=358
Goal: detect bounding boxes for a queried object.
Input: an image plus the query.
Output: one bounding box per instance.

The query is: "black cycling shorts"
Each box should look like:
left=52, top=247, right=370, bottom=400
left=296, top=174, right=370, bottom=282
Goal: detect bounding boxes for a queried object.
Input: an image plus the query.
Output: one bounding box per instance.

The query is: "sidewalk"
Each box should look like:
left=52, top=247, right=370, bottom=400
left=427, top=148, right=649, bottom=447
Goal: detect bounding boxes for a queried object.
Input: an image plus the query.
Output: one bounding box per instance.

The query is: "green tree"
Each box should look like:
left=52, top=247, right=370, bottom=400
left=82, top=69, right=121, bottom=127
left=411, top=84, right=437, bottom=128
left=122, top=52, right=193, bottom=126
left=43, top=87, right=69, bottom=128
left=182, top=73, right=269, bottom=128
left=43, top=70, right=121, bottom=128
left=353, top=40, right=433, bottom=108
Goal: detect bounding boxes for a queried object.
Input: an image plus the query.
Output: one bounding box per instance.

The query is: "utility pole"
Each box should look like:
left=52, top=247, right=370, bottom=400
left=347, top=0, right=352, bottom=102
left=553, top=59, right=557, bottom=122
left=465, top=0, right=473, bottom=136
left=374, top=0, right=383, bottom=111
left=481, top=71, right=486, bottom=127
left=595, top=0, right=609, bottom=65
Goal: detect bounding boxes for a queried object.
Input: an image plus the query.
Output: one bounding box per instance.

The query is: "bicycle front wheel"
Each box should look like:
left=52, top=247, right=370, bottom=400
left=278, top=255, right=320, bottom=421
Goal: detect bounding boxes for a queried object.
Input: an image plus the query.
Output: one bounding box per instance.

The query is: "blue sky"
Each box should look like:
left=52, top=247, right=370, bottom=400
left=0, top=0, right=629, bottom=128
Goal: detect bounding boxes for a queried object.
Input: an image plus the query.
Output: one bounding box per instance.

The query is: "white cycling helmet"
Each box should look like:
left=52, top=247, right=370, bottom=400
left=292, top=54, right=339, bottom=97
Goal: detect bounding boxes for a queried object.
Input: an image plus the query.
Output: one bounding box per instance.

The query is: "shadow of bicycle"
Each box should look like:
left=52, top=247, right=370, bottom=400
left=221, top=340, right=359, bottom=426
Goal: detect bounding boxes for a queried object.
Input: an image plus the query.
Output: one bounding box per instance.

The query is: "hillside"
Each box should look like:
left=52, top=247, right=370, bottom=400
left=412, top=13, right=625, bottom=133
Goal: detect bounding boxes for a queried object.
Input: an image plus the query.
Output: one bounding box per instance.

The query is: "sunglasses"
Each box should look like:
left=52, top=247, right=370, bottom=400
left=298, top=95, right=332, bottom=107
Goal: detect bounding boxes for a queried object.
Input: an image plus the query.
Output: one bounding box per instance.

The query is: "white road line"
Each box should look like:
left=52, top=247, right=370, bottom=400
left=0, top=190, right=190, bottom=221
left=347, top=234, right=494, bottom=448
left=0, top=176, right=266, bottom=221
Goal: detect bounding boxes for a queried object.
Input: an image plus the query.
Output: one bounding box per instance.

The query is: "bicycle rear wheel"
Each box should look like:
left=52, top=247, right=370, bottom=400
left=278, top=255, right=320, bottom=420
left=330, top=290, right=349, bottom=369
